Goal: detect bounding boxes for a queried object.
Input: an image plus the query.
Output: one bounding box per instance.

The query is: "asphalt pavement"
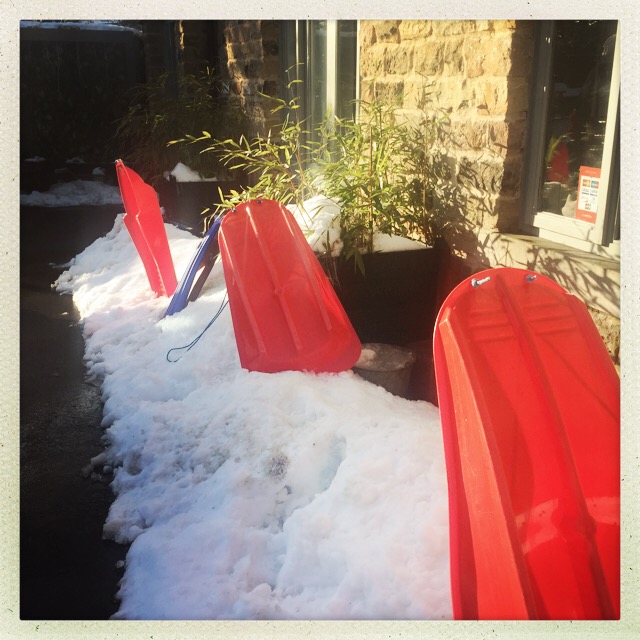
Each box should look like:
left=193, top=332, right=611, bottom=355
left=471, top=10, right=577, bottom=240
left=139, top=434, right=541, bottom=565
left=20, top=204, right=127, bottom=619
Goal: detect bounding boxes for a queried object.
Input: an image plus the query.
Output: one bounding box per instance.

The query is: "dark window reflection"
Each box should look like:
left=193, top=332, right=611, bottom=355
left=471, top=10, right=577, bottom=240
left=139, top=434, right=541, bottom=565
left=541, top=20, right=617, bottom=218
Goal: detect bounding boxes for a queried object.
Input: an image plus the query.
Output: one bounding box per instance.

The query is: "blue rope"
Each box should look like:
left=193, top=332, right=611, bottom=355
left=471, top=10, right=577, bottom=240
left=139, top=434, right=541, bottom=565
left=166, top=292, right=229, bottom=363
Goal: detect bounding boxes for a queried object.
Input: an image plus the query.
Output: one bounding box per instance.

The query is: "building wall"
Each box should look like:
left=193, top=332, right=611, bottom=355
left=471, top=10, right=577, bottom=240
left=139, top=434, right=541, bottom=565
left=157, top=19, right=619, bottom=364
left=359, top=20, right=619, bottom=365
left=141, top=21, right=223, bottom=81
left=359, top=20, right=534, bottom=235
left=222, top=20, right=282, bottom=136
left=140, top=21, right=178, bottom=83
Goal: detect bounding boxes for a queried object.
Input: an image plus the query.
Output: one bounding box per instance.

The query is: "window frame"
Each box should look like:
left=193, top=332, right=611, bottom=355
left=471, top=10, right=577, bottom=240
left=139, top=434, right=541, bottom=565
left=521, top=20, right=620, bottom=257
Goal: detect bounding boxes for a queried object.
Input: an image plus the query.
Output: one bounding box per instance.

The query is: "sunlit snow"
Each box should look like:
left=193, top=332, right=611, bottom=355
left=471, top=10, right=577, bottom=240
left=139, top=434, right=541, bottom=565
left=45, top=178, right=451, bottom=620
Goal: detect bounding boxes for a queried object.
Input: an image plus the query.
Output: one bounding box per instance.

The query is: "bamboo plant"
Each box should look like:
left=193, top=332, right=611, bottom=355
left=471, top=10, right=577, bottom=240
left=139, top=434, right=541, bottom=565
left=184, top=80, right=453, bottom=272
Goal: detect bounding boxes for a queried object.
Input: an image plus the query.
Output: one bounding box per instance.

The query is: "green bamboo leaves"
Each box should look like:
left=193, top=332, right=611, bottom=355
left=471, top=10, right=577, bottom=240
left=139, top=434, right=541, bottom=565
left=187, top=78, right=453, bottom=271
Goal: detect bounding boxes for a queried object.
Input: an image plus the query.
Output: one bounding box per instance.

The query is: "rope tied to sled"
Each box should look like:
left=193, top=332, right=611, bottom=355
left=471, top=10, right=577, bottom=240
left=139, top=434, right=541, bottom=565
left=166, top=291, right=229, bottom=363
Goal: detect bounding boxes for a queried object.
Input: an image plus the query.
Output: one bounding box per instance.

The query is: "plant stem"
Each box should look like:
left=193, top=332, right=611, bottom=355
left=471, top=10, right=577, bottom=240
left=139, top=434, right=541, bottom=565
left=369, top=124, right=374, bottom=253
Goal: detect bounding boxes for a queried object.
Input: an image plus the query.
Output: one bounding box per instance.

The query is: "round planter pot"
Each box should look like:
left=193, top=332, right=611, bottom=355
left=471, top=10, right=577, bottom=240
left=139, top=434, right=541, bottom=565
left=353, top=343, right=417, bottom=398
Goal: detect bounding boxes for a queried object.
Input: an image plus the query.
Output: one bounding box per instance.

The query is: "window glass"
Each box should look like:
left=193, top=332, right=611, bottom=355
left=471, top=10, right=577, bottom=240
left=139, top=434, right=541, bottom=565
left=336, top=21, right=357, bottom=120
left=540, top=20, right=617, bottom=220
left=280, top=21, right=358, bottom=145
left=308, top=21, right=328, bottom=131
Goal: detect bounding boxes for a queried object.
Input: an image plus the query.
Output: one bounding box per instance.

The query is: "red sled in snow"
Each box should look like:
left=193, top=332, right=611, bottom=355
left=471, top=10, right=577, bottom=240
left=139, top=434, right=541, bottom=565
left=115, top=160, right=177, bottom=297
left=219, top=199, right=361, bottom=373
left=433, top=267, right=619, bottom=620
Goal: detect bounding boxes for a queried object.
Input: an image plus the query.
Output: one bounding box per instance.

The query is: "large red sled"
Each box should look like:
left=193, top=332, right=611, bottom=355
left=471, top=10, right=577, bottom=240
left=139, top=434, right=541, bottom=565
left=433, top=267, right=619, bottom=620
left=218, top=199, right=361, bottom=373
left=115, top=160, right=177, bottom=297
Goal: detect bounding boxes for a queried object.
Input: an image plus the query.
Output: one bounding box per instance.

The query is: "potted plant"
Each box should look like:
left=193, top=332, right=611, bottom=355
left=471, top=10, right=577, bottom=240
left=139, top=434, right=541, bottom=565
left=193, top=82, right=455, bottom=348
left=115, top=68, right=249, bottom=232
left=310, top=97, right=455, bottom=347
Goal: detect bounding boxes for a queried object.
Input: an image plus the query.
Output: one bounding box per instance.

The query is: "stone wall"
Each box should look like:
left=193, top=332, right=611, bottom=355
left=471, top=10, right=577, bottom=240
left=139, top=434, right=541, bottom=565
left=222, top=20, right=282, bottom=136
left=359, top=20, right=534, bottom=236
left=141, top=20, right=282, bottom=137
left=179, top=21, right=221, bottom=78
left=359, top=20, right=619, bottom=364
left=140, top=21, right=176, bottom=83
left=142, top=21, right=224, bottom=82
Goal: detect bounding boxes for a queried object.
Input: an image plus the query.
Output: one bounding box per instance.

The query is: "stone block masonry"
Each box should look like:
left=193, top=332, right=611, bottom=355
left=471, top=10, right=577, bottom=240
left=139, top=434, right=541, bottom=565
left=360, top=20, right=622, bottom=359
left=222, top=20, right=282, bottom=137
left=359, top=20, right=535, bottom=235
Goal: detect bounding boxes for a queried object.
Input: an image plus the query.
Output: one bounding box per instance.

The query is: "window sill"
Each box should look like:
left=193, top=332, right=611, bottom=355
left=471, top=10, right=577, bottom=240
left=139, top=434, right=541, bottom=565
left=474, top=230, right=620, bottom=318
left=525, top=213, right=620, bottom=259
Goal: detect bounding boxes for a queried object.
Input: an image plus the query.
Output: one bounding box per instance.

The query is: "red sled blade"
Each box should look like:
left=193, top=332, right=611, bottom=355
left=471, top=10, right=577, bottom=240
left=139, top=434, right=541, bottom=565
left=219, top=199, right=361, bottom=373
left=115, top=160, right=177, bottom=297
left=433, top=268, right=619, bottom=620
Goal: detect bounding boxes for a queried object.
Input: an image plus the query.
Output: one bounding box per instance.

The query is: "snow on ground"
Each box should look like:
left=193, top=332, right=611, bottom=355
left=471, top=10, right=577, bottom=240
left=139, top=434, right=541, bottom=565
left=49, top=180, right=451, bottom=620
left=21, top=179, right=123, bottom=207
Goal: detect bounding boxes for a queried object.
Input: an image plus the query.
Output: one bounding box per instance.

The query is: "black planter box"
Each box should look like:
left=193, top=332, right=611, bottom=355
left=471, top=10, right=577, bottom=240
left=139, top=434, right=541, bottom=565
left=326, top=244, right=445, bottom=402
left=158, top=177, right=241, bottom=235
left=329, top=245, right=442, bottom=347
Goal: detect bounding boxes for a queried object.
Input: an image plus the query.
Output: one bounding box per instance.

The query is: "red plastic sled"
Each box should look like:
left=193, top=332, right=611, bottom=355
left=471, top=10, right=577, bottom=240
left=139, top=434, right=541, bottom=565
left=115, top=160, right=177, bottom=297
left=433, top=267, right=619, bottom=620
left=218, top=199, right=361, bottom=373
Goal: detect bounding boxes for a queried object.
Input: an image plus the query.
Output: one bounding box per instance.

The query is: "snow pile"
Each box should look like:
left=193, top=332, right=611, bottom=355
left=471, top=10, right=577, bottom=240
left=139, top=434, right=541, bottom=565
left=289, top=195, right=344, bottom=256
left=373, top=233, right=428, bottom=253
left=56, top=212, right=451, bottom=620
left=21, top=179, right=122, bottom=207
left=21, top=20, right=142, bottom=34
left=168, top=161, right=218, bottom=182
left=288, top=194, right=427, bottom=256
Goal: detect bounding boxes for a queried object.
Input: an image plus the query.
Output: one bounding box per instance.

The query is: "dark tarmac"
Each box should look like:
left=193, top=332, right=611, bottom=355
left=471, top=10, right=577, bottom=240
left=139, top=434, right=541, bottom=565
left=20, top=204, right=127, bottom=619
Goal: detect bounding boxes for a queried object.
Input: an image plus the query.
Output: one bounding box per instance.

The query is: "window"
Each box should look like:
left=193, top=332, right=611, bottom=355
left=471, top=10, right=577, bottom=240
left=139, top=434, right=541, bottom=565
left=522, top=21, right=620, bottom=257
left=280, top=20, right=358, bottom=138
